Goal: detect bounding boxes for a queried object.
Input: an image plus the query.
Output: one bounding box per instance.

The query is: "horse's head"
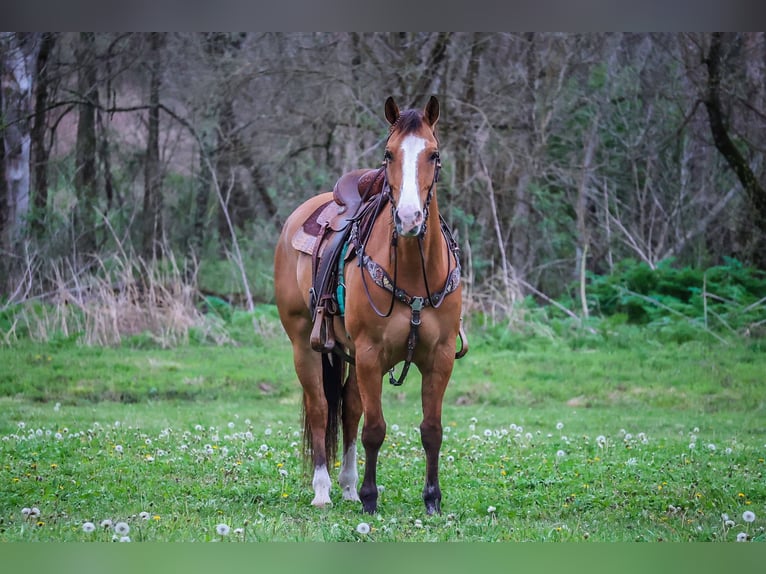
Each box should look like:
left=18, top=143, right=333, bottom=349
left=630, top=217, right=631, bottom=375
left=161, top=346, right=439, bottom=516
left=383, top=96, right=441, bottom=238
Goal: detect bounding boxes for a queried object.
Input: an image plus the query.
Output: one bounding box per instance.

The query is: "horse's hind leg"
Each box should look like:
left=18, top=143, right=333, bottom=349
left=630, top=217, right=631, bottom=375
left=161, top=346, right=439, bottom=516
left=290, top=333, right=334, bottom=508
left=338, top=366, right=361, bottom=502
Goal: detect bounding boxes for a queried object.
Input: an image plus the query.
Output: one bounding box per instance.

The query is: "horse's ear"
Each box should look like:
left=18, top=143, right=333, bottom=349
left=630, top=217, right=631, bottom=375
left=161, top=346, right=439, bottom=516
left=424, top=96, right=440, bottom=127
left=385, top=96, right=399, bottom=126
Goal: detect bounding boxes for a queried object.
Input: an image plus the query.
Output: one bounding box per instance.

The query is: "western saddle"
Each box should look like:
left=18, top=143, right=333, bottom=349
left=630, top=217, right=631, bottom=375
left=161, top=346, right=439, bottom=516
left=290, top=167, right=387, bottom=358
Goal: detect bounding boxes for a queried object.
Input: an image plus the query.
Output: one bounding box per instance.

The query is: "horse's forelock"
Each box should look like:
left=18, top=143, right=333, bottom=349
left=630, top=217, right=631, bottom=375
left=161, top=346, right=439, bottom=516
left=391, top=109, right=426, bottom=136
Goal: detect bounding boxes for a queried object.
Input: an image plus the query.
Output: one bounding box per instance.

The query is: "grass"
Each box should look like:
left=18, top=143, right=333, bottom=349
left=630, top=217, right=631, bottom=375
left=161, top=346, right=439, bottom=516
left=0, top=308, right=764, bottom=542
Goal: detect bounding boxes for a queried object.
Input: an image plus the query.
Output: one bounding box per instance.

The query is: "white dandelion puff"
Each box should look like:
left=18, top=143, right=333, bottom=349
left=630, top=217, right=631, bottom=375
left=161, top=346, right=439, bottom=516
left=483, top=429, right=493, bottom=437
left=736, top=532, right=748, bottom=542
left=114, top=522, right=130, bottom=536
left=119, top=536, right=131, bottom=542
left=216, top=523, right=230, bottom=536
left=264, top=428, right=273, bottom=436
left=743, top=511, right=756, bottom=523
left=487, top=505, right=497, bottom=513
left=556, top=450, right=566, bottom=458
left=556, top=422, right=564, bottom=430
left=114, top=445, right=123, bottom=453
left=82, top=522, right=96, bottom=533
left=356, top=522, right=371, bottom=534
left=100, top=519, right=113, bottom=529
left=139, top=512, right=150, bottom=520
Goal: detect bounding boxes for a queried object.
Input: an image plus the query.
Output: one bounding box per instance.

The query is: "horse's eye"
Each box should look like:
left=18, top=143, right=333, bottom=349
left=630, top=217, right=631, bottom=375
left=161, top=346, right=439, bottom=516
left=430, top=151, right=440, bottom=162
left=384, top=150, right=393, bottom=162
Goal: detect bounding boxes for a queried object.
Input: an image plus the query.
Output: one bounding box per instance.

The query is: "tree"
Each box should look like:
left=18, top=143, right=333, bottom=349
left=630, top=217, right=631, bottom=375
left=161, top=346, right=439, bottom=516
left=1, top=33, right=40, bottom=250
left=142, top=32, right=164, bottom=259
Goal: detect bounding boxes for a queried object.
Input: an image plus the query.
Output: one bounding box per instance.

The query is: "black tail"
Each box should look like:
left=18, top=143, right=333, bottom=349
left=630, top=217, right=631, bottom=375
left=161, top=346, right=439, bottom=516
left=302, top=353, right=344, bottom=468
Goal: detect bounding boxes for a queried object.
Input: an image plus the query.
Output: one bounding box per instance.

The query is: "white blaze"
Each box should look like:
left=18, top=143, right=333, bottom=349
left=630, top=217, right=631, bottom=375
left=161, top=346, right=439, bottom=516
left=397, top=135, right=427, bottom=225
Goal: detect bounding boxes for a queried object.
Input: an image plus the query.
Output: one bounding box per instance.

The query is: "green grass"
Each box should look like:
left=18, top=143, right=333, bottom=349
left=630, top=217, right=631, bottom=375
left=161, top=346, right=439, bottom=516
left=1, top=312, right=764, bottom=542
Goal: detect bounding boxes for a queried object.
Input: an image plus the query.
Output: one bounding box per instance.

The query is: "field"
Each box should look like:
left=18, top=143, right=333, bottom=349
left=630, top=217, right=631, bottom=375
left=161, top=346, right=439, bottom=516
left=1, top=308, right=765, bottom=543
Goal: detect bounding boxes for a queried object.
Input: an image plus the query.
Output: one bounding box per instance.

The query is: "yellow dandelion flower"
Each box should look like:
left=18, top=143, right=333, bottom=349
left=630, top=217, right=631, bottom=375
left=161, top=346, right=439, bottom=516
left=50, top=463, right=58, bottom=469
left=281, top=492, right=289, bottom=498
left=738, top=492, right=745, bottom=498
left=153, top=515, right=161, bottom=521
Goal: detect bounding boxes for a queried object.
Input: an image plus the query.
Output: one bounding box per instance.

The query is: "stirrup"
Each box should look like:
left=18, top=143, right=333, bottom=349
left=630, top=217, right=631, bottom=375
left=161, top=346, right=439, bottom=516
left=310, top=305, right=336, bottom=353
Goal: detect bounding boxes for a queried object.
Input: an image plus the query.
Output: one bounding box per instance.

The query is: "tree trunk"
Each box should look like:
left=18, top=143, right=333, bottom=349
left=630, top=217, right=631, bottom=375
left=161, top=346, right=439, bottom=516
left=74, top=32, right=99, bottom=256
left=31, top=32, right=54, bottom=238
left=142, top=32, right=164, bottom=260
left=1, top=33, right=40, bottom=251
left=704, top=32, right=766, bottom=233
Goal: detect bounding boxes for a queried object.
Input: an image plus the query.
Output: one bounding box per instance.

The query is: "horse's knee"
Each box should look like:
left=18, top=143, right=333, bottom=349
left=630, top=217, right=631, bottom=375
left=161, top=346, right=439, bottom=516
left=420, top=421, right=442, bottom=450
left=362, top=420, right=386, bottom=450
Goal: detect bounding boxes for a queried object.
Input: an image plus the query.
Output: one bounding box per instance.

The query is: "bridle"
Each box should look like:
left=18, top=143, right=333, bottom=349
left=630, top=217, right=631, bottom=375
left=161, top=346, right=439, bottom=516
left=350, top=131, right=461, bottom=386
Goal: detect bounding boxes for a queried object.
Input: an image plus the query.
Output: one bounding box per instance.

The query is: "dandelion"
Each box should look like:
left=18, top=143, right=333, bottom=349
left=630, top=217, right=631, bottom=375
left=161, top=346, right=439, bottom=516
left=726, top=520, right=735, bottom=528
left=556, top=422, right=564, bottom=430
left=356, top=522, right=371, bottom=534
left=139, top=512, right=150, bottom=520
left=114, top=522, right=130, bottom=536
left=596, top=435, right=607, bottom=448
left=414, top=519, right=423, bottom=528
left=483, top=429, right=493, bottom=437
left=391, top=424, right=400, bottom=432
left=265, top=428, right=273, bottom=436
left=228, top=422, right=235, bottom=429
left=100, top=519, right=113, bottom=529
left=736, top=532, right=748, bottom=542
left=556, top=450, right=566, bottom=458
left=119, top=536, right=131, bottom=543
left=446, top=455, right=455, bottom=462
left=234, top=528, right=244, bottom=535
left=82, top=522, right=96, bottom=533
left=743, top=511, right=756, bottom=523
left=114, top=445, right=123, bottom=454
left=21, top=507, right=31, bottom=517
left=259, top=444, right=269, bottom=452
left=707, top=443, right=716, bottom=452
left=689, top=442, right=696, bottom=450
left=487, top=505, right=497, bottom=513
left=216, top=523, right=230, bottom=536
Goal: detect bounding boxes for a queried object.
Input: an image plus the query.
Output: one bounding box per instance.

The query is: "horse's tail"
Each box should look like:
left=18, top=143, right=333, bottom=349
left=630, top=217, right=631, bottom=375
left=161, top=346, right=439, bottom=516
left=302, top=353, right=344, bottom=468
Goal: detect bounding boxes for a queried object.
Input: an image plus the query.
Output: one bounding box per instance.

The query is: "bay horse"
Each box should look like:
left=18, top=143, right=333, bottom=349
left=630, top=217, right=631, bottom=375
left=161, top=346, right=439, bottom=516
left=273, top=96, right=464, bottom=514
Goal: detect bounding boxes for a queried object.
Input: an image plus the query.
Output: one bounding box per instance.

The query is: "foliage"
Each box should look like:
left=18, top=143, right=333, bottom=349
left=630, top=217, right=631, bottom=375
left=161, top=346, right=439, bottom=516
left=551, top=258, right=766, bottom=341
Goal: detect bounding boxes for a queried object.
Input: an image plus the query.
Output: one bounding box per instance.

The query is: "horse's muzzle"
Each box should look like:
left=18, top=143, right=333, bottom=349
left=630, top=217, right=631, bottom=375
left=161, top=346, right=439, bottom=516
left=394, top=207, right=424, bottom=237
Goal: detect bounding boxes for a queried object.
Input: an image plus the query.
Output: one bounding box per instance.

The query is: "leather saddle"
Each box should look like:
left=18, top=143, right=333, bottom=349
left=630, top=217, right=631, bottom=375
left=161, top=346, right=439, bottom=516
left=290, top=167, right=386, bottom=356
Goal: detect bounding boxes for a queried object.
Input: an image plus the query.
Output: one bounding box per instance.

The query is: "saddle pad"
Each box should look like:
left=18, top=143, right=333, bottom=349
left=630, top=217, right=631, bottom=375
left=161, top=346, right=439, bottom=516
left=290, top=200, right=338, bottom=256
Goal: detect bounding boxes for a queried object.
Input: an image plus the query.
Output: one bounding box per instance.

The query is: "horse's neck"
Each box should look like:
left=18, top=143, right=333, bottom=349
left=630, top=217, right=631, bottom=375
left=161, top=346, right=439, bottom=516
left=393, top=200, right=449, bottom=284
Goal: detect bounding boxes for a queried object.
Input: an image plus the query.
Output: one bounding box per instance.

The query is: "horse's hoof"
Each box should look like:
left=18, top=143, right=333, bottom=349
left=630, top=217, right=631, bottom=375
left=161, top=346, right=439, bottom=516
left=311, top=497, right=333, bottom=509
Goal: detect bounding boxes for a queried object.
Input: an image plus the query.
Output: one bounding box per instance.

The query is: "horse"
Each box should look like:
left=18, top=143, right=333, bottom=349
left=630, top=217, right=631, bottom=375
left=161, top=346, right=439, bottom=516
left=273, top=96, right=465, bottom=514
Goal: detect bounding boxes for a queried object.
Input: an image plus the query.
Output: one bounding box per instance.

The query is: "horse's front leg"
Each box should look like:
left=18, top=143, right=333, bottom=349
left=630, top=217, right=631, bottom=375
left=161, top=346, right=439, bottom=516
left=419, top=351, right=454, bottom=515
left=355, top=351, right=386, bottom=514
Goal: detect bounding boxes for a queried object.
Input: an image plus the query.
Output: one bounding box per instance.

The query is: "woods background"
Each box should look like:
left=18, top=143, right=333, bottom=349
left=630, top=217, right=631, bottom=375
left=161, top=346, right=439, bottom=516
left=2, top=32, right=765, bottom=319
